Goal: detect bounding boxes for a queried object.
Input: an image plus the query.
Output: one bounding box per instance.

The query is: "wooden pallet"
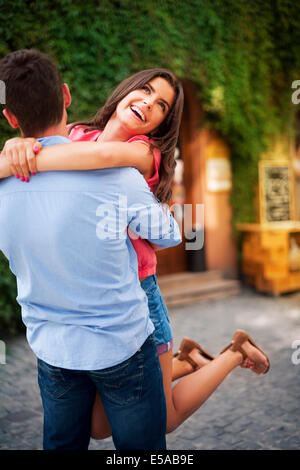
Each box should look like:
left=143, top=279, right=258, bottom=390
left=158, top=271, right=241, bottom=308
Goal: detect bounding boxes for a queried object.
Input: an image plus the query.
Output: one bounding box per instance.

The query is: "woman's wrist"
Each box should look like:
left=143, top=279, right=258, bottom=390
left=0, top=156, right=13, bottom=178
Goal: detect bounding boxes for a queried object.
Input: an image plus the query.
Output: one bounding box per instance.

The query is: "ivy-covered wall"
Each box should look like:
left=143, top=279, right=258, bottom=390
left=0, top=0, right=299, bottom=332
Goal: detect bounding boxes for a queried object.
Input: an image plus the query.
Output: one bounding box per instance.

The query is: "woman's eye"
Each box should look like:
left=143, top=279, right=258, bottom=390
left=159, top=102, right=166, bottom=112
left=142, top=85, right=150, bottom=93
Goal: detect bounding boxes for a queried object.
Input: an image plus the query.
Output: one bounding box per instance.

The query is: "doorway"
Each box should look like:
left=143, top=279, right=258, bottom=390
left=156, top=81, right=206, bottom=276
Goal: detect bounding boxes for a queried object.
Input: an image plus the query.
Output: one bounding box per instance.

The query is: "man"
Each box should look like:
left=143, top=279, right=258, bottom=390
left=0, top=49, right=181, bottom=450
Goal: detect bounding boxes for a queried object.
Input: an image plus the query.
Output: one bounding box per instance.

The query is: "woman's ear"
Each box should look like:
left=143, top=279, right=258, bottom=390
left=3, top=109, right=19, bottom=129
left=62, top=83, right=72, bottom=108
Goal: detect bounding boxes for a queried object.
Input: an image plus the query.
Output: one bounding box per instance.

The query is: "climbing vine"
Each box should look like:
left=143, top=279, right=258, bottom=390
left=0, top=0, right=299, bottom=331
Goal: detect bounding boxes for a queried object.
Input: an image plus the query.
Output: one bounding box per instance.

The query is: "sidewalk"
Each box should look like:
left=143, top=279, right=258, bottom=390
left=0, top=286, right=299, bottom=450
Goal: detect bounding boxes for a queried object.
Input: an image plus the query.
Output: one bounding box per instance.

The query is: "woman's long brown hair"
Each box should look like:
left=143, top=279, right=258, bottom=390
left=70, top=68, right=184, bottom=204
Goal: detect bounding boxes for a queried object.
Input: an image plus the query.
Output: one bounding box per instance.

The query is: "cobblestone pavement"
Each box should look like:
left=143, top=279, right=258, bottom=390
left=0, top=286, right=300, bottom=450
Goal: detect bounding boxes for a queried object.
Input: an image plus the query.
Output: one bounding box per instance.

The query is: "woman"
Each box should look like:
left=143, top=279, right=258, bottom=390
left=1, top=68, right=270, bottom=435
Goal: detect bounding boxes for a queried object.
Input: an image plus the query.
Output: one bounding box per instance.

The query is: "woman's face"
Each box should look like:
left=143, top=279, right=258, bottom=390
left=115, top=77, right=175, bottom=135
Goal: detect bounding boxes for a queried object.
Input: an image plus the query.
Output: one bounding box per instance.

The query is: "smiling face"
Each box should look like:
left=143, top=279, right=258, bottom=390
left=115, top=76, right=176, bottom=135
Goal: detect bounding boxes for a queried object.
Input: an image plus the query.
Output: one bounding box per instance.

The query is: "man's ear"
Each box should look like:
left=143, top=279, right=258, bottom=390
left=62, top=83, right=71, bottom=109
left=3, top=109, right=19, bottom=129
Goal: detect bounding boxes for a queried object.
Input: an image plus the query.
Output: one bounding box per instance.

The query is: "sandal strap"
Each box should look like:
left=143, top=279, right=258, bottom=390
left=173, top=337, right=214, bottom=370
left=230, top=331, right=249, bottom=360
left=173, top=348, right=199, bottom=370
left=183, top=354, right=200, bottom=370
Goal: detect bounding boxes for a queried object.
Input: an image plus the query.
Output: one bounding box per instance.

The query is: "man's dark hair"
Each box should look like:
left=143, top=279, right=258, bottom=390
left=0, top=49, right=64, bottom=136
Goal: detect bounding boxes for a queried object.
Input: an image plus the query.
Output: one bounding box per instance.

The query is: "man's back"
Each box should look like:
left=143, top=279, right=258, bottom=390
left=0, top=136, right=161, bottom=370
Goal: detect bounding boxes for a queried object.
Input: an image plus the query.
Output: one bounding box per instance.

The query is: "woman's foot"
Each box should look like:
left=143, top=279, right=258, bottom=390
left=172, top=348, right=211, bottom=380
left=241, top=357, right=255, bottom=369
left=189, top=347, right=211, bottom=368
left=240, top=339, right=269, bottom=374
left=220, top=330, right=270, bottom=375
left=172, top=337, right=214, bottom=380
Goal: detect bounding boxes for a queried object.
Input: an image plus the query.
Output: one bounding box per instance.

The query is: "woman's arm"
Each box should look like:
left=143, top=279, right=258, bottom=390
left=2, top=138, right=154, bottom=181
left=37, top=142, right=154, bottom=176
left=0, top=154, right=13, bottom=178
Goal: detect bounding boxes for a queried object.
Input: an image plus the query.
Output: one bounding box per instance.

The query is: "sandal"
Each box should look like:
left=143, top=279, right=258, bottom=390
left=220, top=329, right=270, bottom=374
left=173, top=337, right=214, bottom=370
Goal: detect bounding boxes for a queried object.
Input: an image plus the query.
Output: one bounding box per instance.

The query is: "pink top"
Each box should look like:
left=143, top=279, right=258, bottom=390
left=68, top=124, right=161, bottom=278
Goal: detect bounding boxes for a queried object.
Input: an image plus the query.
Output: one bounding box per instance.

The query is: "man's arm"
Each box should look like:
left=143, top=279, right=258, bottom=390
left=123, top=168, right=182, bottom=249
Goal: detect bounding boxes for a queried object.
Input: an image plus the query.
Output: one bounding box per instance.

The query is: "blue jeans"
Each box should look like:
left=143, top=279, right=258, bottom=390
left=37, top=334, right=166, bottom=450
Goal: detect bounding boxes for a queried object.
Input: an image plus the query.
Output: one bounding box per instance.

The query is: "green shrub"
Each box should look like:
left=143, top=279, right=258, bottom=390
left=0, top=252, right=23, bottom=336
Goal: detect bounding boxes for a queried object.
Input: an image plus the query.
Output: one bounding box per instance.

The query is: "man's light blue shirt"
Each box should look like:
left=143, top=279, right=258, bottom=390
left=0, top=136, right=181, bottom=370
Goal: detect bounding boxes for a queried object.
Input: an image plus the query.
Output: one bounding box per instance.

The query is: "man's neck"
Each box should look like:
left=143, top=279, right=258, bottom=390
left=24, top=121, right=69, bottom=139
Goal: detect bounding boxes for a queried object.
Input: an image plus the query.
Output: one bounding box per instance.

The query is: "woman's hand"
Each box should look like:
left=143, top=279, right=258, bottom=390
left=0, top=152, right=13, bottom=179
left=1, top=137, right=42, bottom=181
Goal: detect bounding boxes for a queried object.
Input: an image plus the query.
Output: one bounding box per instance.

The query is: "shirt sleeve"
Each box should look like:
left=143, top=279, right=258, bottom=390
left=120, top=168, right=182, bottom=248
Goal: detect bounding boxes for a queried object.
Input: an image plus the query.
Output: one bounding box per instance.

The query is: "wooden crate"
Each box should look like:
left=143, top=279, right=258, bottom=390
left=263, top=263, right=288, bottom=280
left=260, top=231, right=288, bottom=249
left=238, top=222, right=300, bottom=294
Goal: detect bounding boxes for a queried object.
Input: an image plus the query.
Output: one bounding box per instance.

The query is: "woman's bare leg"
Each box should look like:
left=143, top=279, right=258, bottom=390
left=161, top=339, right=268, bottom=433
left=90, top=347, right=210, bottom=439
left=91, top=347, right=241, bottom=438
left=90, top=391, right=111, bottom=439
left=91, top=338, right=267, bottom=438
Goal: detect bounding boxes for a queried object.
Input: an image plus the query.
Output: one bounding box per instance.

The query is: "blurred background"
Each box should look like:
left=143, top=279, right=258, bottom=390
left=0, top=0, right=300, bottom=336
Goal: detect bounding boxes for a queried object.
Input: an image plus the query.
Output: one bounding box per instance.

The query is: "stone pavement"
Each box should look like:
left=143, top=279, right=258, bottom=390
left=0, top=285, right=299, bottom=450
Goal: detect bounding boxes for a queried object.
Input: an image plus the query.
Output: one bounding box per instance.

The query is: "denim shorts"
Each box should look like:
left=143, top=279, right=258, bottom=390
left=141, top=274, right=173, bottom=355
